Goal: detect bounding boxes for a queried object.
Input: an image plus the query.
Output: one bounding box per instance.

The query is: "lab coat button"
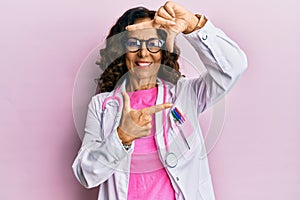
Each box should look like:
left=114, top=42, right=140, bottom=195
left=176, top=177, right=179, bottom=181
left=202, top=34, right=208, bottom=40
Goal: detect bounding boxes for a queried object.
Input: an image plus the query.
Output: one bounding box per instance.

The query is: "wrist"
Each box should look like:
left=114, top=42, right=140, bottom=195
left=193, top=14, right=207, bottom=31
left=183, top=14, right=199, bottom=34
left=117, top=127, right=133, bottom=145
left=184, top=14, right=207, bottom=34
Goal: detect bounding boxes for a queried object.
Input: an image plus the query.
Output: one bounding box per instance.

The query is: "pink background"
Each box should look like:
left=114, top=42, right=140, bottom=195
left=1, top=0, right=299, bottom=199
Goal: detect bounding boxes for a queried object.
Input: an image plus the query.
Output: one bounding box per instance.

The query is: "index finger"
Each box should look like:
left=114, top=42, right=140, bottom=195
left=142, top=103, right=173, bottom=115
left=126, top=20, right=160, bottom=31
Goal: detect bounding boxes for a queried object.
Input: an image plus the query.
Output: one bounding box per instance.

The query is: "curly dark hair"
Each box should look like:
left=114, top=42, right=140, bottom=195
left=95, top=6, right=181, bottom=94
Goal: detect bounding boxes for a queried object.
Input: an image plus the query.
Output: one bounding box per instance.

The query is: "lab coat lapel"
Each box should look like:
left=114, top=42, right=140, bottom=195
left=155, top=79, right=168, bottom=160
left=101, top=80, right=127, bottom=137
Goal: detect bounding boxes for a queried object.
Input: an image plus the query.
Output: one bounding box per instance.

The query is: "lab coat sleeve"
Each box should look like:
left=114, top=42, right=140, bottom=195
left=183, top=19, right=248, bottom=113
left=72, top=95, right=130, bottom=188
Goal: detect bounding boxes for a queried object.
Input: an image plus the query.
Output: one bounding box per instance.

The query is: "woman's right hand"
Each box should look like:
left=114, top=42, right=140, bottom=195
left=117, top=91, right=172, bottom=145
left=126, top=1, right=207, bottom=52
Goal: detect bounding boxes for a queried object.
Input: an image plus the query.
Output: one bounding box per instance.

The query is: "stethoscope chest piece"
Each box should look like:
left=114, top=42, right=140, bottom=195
left=165, top=152, right=178, bottom=168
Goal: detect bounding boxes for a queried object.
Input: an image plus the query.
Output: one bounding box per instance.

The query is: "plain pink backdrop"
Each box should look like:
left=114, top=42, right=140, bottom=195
left=1, top=0, right=299, bottom=199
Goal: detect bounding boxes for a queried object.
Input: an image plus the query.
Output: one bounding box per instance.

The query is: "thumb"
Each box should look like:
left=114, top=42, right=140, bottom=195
left=121, top=91, right=131, bottom=112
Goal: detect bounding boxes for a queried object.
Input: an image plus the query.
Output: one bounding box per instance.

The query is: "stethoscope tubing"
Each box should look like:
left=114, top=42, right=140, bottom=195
left=101, top=79, right=189, bottom=168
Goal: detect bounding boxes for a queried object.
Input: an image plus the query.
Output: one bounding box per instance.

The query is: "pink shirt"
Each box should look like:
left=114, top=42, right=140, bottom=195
left=127, top=87, right=175, bottom=200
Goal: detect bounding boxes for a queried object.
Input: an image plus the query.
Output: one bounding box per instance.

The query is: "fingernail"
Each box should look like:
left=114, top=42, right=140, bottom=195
left=166, top=103, right=173, bottom=107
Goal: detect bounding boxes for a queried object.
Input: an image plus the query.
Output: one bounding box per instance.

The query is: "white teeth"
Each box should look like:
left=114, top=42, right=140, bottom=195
left=137, top=62, right=151, bottom=67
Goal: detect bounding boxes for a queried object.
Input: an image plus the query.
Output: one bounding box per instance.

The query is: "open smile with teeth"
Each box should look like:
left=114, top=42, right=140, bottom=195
left=135, top=61, right=153, bottom=67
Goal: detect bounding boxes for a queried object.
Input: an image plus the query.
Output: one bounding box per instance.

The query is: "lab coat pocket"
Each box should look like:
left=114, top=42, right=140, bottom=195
left=169, top=113, right=197, bottom=160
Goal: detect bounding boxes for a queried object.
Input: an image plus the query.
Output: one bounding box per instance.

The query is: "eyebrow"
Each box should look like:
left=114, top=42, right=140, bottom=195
left=126, top=37, right=161, bottom=41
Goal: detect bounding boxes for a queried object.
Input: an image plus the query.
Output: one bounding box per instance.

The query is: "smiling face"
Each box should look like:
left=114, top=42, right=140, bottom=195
left=125, top=18, right=162, bottom=88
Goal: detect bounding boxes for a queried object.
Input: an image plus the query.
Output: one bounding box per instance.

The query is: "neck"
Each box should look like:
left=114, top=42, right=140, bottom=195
left=126, top=75, right=157, bottom=91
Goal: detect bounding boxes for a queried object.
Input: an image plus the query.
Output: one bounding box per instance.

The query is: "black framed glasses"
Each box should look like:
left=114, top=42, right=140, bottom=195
left=125, top=37, right=165, bottom=53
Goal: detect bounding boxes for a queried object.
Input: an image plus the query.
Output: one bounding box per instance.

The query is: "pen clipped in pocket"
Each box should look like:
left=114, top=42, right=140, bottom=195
left=170, top=107, right=195, bottom=150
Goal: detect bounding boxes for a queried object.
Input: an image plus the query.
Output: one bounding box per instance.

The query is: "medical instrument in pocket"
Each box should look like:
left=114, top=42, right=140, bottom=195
left=171, top=108, right=191, bottom=150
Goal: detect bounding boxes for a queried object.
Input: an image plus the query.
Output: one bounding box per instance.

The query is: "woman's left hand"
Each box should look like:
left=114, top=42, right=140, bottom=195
left=126, top=1, right=204, bottom=52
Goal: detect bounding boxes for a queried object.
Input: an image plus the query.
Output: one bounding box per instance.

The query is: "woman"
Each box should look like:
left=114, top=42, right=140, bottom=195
left=72, top=1, right=247, bottom=200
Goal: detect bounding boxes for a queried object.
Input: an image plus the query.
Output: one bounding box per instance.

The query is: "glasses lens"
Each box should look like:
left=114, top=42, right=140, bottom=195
left=125, top=38, right=140, bottom=52
left=147, top=39, right=164, bottom=53
left=125, top=38, right=165, bottom=53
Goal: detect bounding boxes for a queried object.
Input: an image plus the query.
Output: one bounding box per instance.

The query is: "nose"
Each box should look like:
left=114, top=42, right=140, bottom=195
left=138, top=42, right=149, bottom=57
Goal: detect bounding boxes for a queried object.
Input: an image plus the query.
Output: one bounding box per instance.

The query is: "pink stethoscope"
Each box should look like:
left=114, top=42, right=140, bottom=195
left=101, top=79, right=183, bottom=168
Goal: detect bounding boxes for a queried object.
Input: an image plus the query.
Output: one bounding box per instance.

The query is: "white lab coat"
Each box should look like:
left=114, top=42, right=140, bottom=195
left=72, top=20, right=248, bottom=200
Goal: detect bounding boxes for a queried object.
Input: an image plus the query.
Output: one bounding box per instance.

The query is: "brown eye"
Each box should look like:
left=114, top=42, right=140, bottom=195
left=147, top=39, right=165, bottom=53
left=125, top=38, right=140, bottom=52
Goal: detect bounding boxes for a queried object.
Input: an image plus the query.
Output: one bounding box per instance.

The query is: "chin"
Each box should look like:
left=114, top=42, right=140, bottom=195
left=129, top=70, right=158, bottom=80
left=129, top=64, right=160, bottom=80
